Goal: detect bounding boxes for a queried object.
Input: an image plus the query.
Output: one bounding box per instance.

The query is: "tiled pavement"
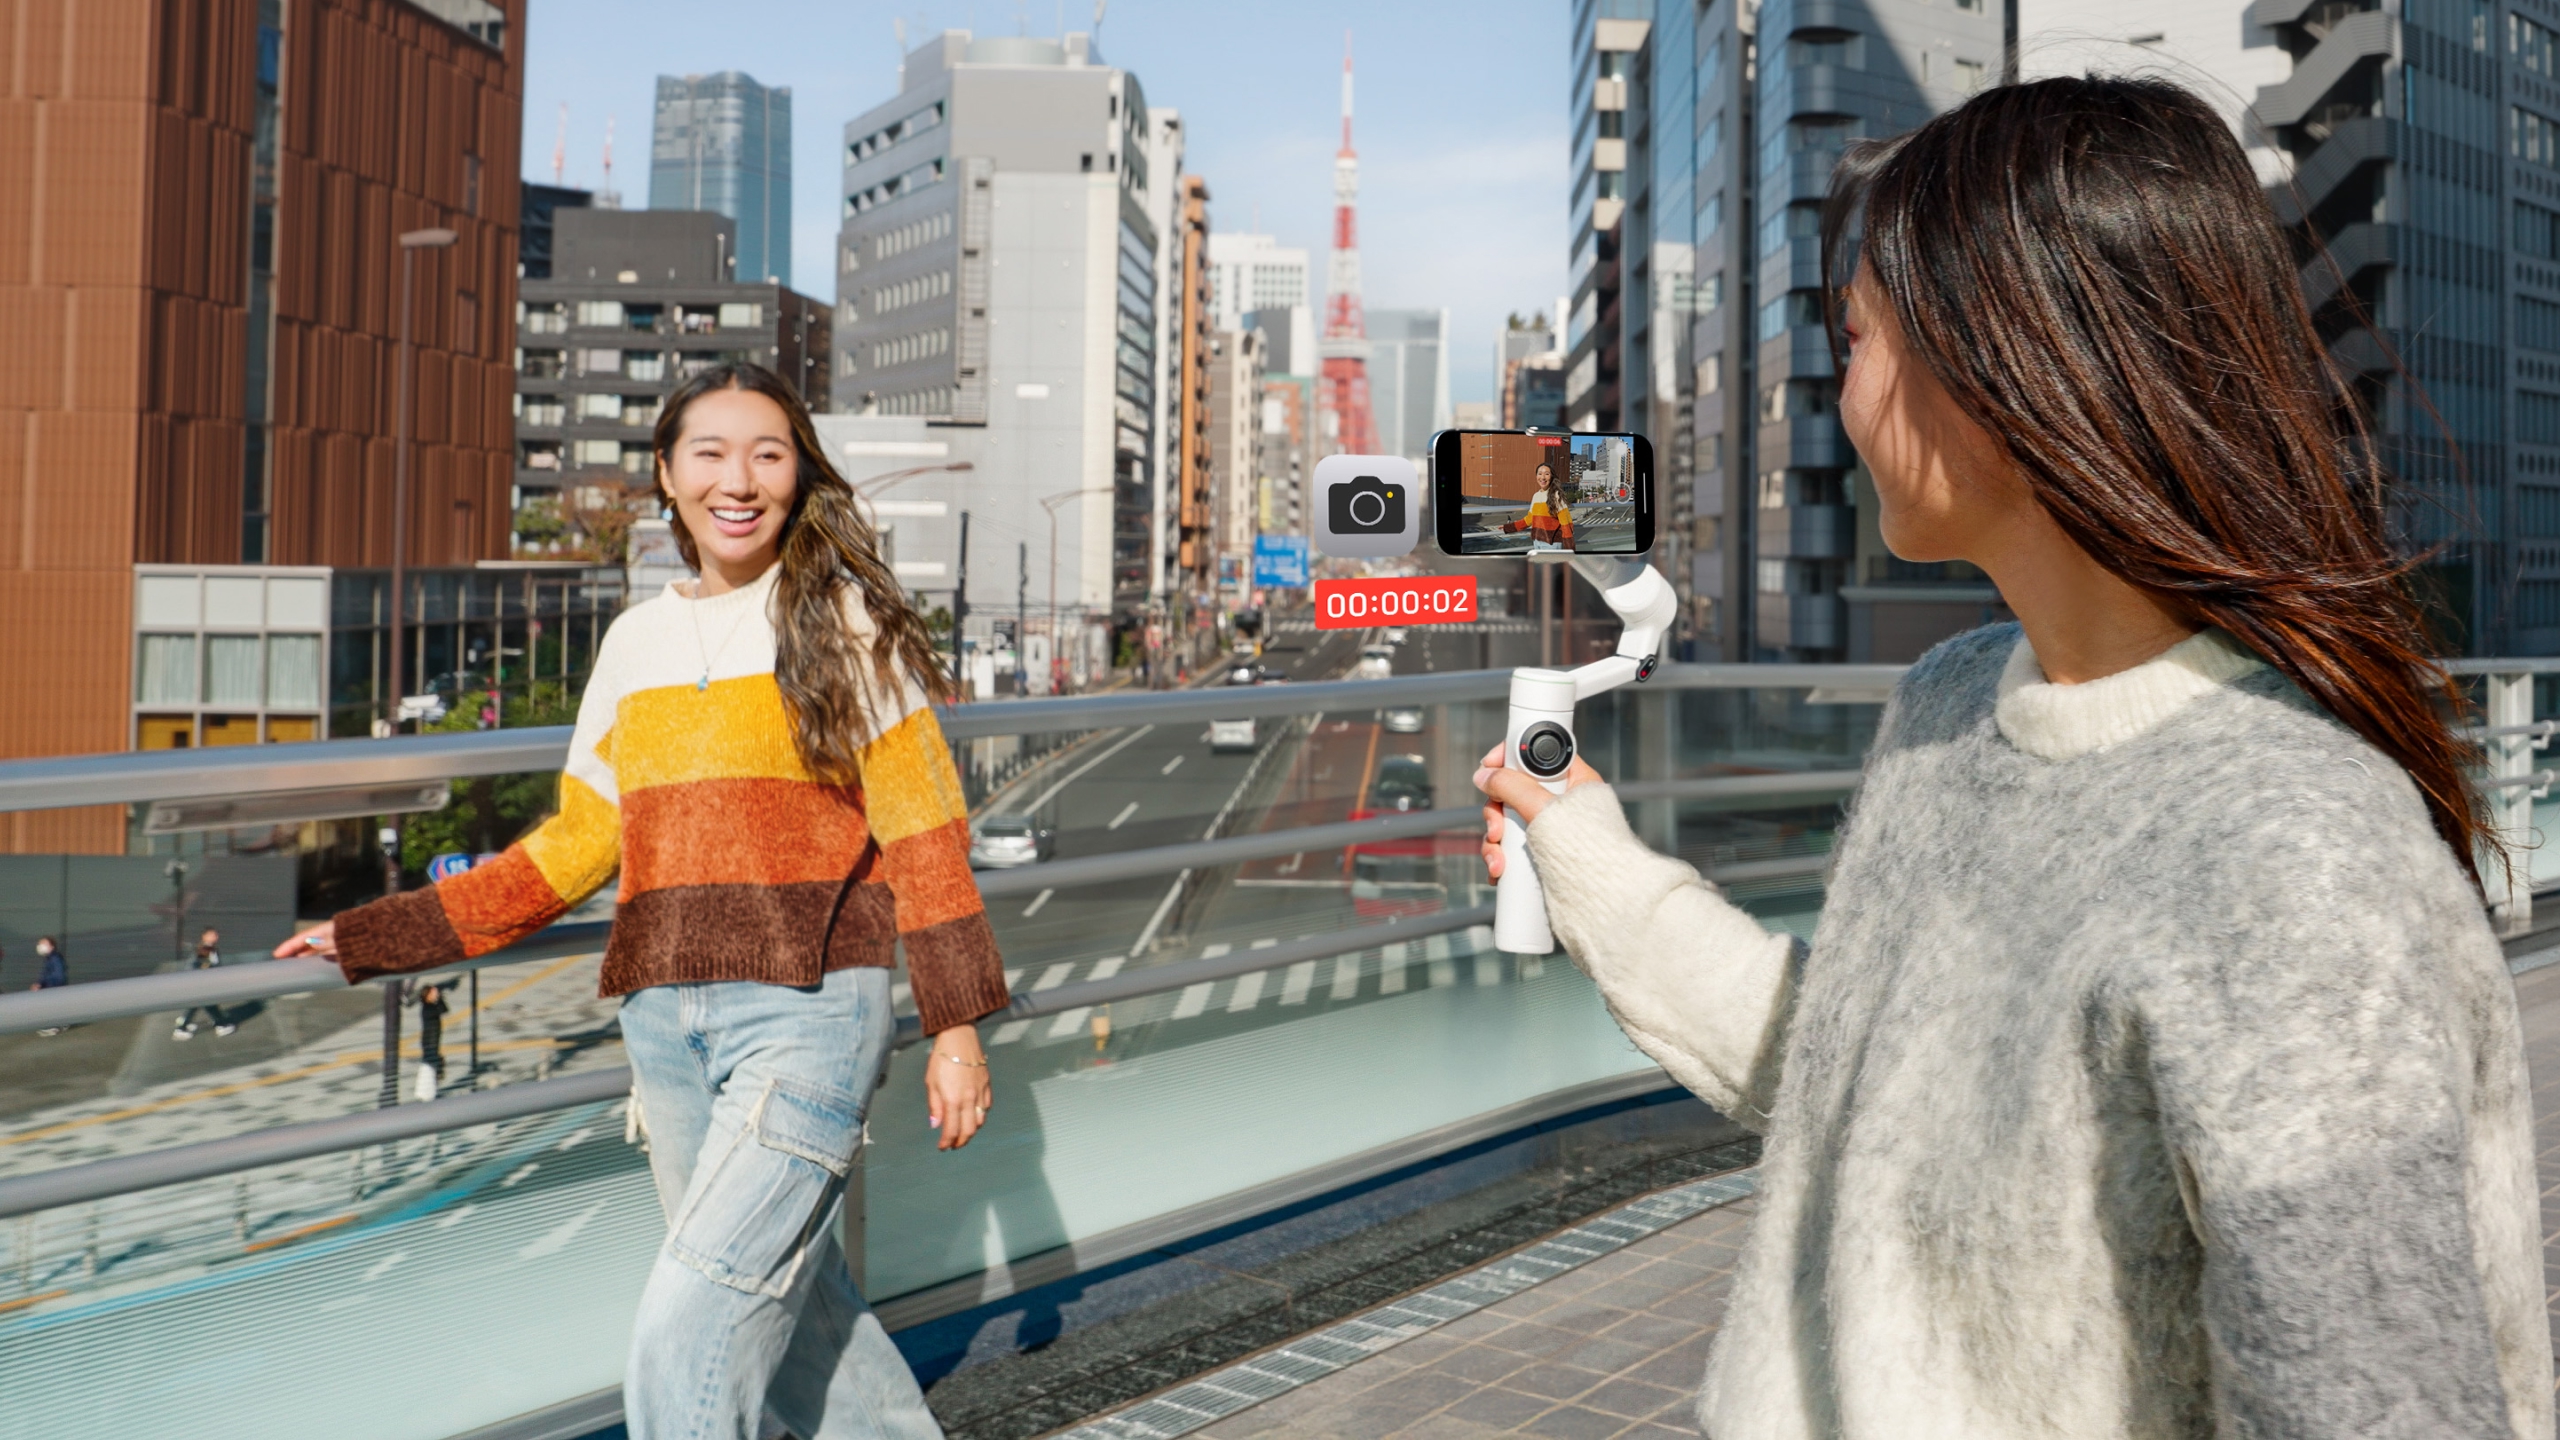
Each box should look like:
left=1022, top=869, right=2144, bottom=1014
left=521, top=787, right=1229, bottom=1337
left=1101, top=947, right=2560, bottom=1440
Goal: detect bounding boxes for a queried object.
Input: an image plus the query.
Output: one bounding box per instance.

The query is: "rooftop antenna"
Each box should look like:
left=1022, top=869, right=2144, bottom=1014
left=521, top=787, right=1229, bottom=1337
left=551, top=102, right=567, bottom=186
left=1093, top=0, right=1108, bottom=40
left=599, top=115, right=619, bottom=208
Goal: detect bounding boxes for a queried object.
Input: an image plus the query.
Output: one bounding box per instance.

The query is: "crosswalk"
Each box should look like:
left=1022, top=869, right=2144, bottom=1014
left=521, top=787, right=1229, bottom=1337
left=895, top=923, right=1533, bottom=1051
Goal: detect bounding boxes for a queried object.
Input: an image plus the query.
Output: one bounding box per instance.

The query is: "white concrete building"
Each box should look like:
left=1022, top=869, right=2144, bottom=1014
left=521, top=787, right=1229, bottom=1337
left=1207, top=233, right=1312, bottom=335
left=2015, top=0, right=2292, bottom=183
left=1363, top=307, right=1452, bottom=463
left=833, top=30, right=1166, bottom=626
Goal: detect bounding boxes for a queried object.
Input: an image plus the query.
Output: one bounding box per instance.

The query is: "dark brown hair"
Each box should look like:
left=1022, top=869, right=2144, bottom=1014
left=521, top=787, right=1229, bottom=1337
left=653, top=363, right=953, bottom=786
left=1821, top=76, right=2492, bottom=886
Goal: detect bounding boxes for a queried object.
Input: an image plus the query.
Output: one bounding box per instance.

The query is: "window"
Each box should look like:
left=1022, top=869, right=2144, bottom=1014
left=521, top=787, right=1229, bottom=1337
left=718, top=302, right=762, bottom=329
left=574, top=438, right=621, bottom=465
left=2526, top=16, right=2560, bottom=76
left=578, top=348, right=621, bottom=375
left=1760, top=117, right=1854, bottom=181
left=1789, top=30, right=1863, bottom=69
left=1757, top=559, right=1789, bottom=593
left=1954, top=59, right=1988, bottom=93
left=266, top=634, right=320, bottom=708
left=1698, top=355, right=1722, bottom=394
left=576, top=300, right=624, bottom=327
left=2525, top=296, right=2560, bottom=353
left=2521, top=200, right=2560, bottom=259
left=578, top=392, right=622, bottom=420
left=2523, top=485, right=2560, bottom=536
left=1757, top=202, right=1822, bottom=262
left=519, top=349, right=565, bottom=379
left=2514, top=106, right=2560, bottom=168
left=1699, top=114, right=1723, bottom=166
left=204, top=635, right=261, bottom=707
left=1757, top=289, right=1823, bottom=342
left=1599, top=109, right=1626, bottom=139
left=522, top=303, right=567, bottom=335
left=137, top=634, right=196, bottom=705
left=519, top=398, right=563, bottom=427
left=2522, top=389, right=2560, bottom=445
left=626, top=352, right=667, bottom=382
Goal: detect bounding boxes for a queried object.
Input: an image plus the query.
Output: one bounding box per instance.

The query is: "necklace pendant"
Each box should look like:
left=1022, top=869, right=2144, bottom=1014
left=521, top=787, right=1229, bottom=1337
left=697, top=673, right=710, bottom=692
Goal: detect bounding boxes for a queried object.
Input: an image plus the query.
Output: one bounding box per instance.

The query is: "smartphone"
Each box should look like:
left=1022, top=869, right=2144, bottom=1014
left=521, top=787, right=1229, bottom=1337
left=1429, top=429, right=1655, bottom=558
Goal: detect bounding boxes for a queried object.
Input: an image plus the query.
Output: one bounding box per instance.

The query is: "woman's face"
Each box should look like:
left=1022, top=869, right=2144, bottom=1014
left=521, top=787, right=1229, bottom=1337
left=659, top=387, right=801, bottom=580
left=1837, top=267, right=2023, bottom=565
left=1534, top=465, right=1553, bottom=493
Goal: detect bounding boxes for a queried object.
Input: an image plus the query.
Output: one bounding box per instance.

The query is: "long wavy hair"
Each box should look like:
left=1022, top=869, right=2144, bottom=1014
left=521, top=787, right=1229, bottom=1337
left=1821, top=76, right=2493, bottom=887
left=652, top=363, right=953, bottom=786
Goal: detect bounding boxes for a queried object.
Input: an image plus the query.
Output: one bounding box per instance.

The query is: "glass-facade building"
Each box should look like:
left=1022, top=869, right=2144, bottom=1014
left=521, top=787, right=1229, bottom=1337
left=650, top=71, right=793, bottom=286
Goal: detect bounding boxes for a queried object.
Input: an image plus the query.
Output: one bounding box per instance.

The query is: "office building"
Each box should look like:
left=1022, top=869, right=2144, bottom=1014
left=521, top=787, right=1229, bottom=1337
left=519, top=182, right=592, bottom=279
left=650, top=71, right=793, bottom=285
left=514, top=209, right=829, bottom=534
left=1247, top=304, right=1320, bottom=379
left=0, top=0, right=523, bottom=855
left=1498, top=312, right=1563, bottom=427
left=1259, top=372, right=1317, bottom=540
left=833, top=29, right=1172, bottom=634
left=1207, top=329, right=1264, bottom=595
left=1208, top=232, right=1312, bottom=333
left=1171, top=174, right=1218, bottom=608
left=1364, top=308, right=1452, bottom=462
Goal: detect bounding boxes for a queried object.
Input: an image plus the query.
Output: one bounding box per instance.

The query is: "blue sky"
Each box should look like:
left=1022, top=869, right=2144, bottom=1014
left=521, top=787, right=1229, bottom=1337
left=518, top=0, right=1571, bottom=403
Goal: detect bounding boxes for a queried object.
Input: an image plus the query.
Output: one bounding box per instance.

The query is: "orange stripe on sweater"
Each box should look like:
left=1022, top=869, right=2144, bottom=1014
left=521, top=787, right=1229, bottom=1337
left=437, top=848, right=571, bottom=956
left=617, top=775, right=871, bottom=892
left=877, top=818, right=985, bottom=931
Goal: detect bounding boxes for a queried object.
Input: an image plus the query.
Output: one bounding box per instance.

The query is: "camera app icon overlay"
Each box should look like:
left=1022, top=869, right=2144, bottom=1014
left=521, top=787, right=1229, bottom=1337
left=1312, top=454, right=1420, bottom=559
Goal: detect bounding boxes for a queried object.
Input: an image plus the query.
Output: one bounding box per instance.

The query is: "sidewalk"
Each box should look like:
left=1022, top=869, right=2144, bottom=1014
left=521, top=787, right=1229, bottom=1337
left=1055, top=948, right=2560, bottom=1439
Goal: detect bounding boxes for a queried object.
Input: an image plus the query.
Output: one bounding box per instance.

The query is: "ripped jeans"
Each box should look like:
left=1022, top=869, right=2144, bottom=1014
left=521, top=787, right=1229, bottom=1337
left=619, top=967, right=942, bottom=1440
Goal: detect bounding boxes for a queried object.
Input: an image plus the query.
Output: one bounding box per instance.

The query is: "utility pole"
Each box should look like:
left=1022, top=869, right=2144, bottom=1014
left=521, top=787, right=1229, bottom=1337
left=953, top=510, right=971, bottom=673
left=1016, top=542, right=1029, bottom=695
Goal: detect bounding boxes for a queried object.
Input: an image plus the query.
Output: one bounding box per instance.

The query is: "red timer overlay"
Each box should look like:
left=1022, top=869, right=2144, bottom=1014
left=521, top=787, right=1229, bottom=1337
left=1313, top=575, right=1479, bottom=630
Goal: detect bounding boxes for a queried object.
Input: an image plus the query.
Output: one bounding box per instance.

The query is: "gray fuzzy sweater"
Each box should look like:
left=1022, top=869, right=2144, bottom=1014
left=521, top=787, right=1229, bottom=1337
left=1527, top=624, right=2552, bottom=1439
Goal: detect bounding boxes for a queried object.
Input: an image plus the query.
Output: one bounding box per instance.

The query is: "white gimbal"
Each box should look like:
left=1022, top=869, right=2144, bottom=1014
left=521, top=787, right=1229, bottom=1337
left=1494, top=552, right=1679, bottom=954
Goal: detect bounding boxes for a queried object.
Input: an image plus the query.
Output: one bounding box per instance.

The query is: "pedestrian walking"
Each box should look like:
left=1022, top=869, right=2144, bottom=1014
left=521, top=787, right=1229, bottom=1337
left=411, top=980, right=449, bottom=1100
left=278, top=361, right=1004, bottom=1440
left=30, top=936, right=67, bottom=1035
left=1476, top=76, right=2552, bottom=1440
left=174, top=927, right=236, bottom=1039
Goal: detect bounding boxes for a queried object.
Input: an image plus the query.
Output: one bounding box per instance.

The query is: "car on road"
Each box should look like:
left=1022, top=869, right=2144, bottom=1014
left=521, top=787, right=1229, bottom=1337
left=1224, top=663, right=1259, bottom=685
left=1370, top=754, right=1434, bottom=812
left=1209, top=718, right=1258, bottom=753
left=1383, top=628, right=1408, bottom=645
left=1382, top=707, right=1426, bottom=734
left=1355, top=646, right=1395, bottom=680
left=969, top=813, right=1056, bottom=869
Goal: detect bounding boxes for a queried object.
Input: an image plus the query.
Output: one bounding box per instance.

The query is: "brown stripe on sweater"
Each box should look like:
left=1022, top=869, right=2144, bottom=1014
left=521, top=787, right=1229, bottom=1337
left=335, top=887, right=467, bottom=984
left=902, top=911, right=1010, bottom=1035
left=598, top=879, right=896, bottom=996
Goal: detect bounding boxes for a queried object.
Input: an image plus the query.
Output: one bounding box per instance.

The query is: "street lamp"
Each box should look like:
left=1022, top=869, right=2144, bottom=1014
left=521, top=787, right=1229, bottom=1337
left=387, top=226, right=458, bottom=737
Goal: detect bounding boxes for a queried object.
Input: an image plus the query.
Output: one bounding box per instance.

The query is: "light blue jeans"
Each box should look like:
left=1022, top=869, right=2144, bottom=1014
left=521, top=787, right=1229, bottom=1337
left=619, top=967, right=942, bottom=1440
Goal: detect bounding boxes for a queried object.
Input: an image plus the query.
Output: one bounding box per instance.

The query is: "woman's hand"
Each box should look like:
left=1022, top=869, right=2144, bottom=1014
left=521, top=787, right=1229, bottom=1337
left=1473, top=743, right=1607, bottom=880
left=274, top=922, right=338, bottom=959
left=925, top=1024, right=993, bottom=1151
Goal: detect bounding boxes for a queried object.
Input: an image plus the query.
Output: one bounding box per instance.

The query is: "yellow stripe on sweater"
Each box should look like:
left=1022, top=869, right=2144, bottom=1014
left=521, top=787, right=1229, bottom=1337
left=610, top=676, right=818, bottom=788
left=520, top=772, right=622, bottom=903
left=859, top=708, right=969, bottom=845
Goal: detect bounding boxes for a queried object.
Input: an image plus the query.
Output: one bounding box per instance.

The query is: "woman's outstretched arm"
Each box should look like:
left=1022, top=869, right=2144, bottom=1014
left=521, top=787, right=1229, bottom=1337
left=1478, top=750, right=1800, bottom=1128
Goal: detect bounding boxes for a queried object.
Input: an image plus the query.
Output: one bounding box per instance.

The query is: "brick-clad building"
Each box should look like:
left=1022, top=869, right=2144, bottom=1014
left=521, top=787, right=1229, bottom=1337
left=0, top=0, right=521, bottom=854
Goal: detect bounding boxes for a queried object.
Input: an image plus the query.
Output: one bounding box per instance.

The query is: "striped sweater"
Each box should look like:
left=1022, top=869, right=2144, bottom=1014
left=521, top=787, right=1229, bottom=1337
left=334, top=565, right=1010, bottom=1036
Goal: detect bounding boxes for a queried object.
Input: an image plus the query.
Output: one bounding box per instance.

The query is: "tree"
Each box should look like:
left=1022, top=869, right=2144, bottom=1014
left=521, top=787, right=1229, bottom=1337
left=399, top=683, right=584, bottom=877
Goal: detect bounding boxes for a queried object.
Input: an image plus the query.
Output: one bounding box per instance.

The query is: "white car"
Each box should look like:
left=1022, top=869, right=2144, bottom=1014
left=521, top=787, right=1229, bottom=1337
left=968, top=813, right=1055, bottom=869
left=1209, top=718, right=1258, bottom=753
left=1355, top=646, right=1395, bottom=680
left=1382, top=707, right=1425, bottom=734
left=1383, top=628, right=1408, bottom=645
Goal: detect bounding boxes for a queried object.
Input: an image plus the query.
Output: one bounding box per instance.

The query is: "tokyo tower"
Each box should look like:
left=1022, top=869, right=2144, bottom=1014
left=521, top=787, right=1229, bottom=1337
left=1321, top=36, right=1378, bottom=456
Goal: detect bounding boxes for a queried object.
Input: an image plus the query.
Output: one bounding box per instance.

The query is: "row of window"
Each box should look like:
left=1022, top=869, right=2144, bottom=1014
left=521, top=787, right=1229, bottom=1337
left=519, top=348, right=762, bottom=382
left=848, top=100, right=944, bottom=167
left=859, top=268, right=953, bottom=322
left=866, top=386, right=959, bottom=417
left=521, top=301, right=764, bottom=336
left=521, top=439, right=654, bottom=473
left=848, top=157, right=945, bottom=218
left=2514, top=105, right=2560, bottom=167
left=868, top=326, right=951, bottom=370
left=137, top=633, right=323, bottom=710
left=864, top=209, right=953, bottom=269
left=2516, top=11, right=2559, bottom=74
left=516, top=393, right=665, bottom=429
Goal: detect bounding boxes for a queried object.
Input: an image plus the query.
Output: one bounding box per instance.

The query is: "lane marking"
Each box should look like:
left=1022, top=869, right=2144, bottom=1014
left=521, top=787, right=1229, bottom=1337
left=1161, top=755, right=1185, bottom=776
left=1021, top=888, right=1054, bottom=918
left=1044, top=1006, right=1092, bottom=1039
left=1015, top=723, right=1157, bottom=816
left=1280, top=961, right=1317, bottom=1005
left=1031, top=963, right=1074, bottom=991
left=1226, top=972, right=1265, bottom=1012
left=1108, top=801, right=1140, bottom=830
left=1087, top=957, right=1126, bottom=980
left=990, top=1019, right=1032, bottom=1045
left=1170, top=983, right=1213, bottom=1019
left=1330, top=955, right=1362, bottom=1000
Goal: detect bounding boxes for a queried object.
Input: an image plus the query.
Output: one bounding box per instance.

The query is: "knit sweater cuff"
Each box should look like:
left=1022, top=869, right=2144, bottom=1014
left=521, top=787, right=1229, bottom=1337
left=335, top=888, right=466, bottom=985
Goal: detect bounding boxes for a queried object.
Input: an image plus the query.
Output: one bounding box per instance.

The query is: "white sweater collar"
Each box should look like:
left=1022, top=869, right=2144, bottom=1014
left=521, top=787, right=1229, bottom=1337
left=1995, top=628, right=2263, bottom=761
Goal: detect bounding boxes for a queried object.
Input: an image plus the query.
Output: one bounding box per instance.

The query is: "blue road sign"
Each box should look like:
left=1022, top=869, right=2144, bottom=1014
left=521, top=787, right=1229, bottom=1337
left=1252, top=534, right=1311, bottom=588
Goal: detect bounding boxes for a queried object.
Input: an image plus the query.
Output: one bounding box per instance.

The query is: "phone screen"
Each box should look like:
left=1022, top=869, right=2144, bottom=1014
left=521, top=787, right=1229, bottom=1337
left=1430, top=430, right=1654, bottom=557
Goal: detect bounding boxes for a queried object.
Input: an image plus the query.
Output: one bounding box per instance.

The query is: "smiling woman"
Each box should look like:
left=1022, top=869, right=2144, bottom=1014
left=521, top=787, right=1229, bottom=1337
left=278, top=363, right=1006, bottom=1440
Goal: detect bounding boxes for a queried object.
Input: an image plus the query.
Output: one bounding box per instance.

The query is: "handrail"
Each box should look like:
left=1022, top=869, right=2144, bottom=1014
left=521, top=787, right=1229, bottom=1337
left=0, top=772, right=1865, bottom=1037
left=0, top=662, right=1899, bottom=813
left=8, top=655, right=2558, bottom=813
left=0, top=906, right=1496, bottom=1219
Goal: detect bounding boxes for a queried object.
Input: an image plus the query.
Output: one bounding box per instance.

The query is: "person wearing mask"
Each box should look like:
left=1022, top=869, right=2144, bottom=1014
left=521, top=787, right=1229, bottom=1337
left=175, top=927, right=235, bottom=1039
left=277, top=362, right=1004, bottom=1440
left=1474, top=78, right=2551, bottom=1440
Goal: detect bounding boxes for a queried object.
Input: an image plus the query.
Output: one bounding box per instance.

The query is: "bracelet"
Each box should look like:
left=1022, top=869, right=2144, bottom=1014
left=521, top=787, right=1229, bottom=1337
left=937, top=1050, right=988, bottom=1068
